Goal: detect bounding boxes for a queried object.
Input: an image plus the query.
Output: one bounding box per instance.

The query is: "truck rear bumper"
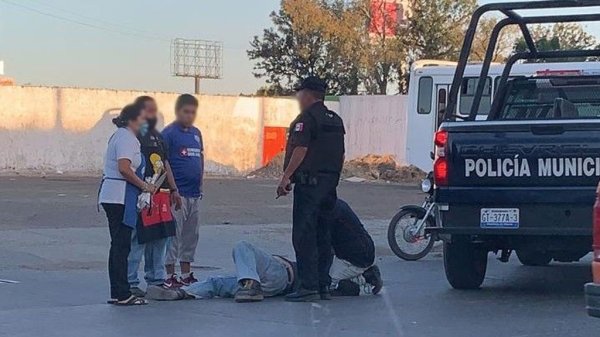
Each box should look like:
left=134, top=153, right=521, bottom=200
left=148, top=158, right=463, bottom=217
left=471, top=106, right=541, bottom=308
left=585, top=278, right=600, bottom=318
left=437, top=203, right=592, bottom=237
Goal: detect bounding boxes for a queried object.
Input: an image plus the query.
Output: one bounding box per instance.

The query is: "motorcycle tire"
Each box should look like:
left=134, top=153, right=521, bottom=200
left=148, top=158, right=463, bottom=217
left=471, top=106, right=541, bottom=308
left=387, top=207, right=435, bottom=261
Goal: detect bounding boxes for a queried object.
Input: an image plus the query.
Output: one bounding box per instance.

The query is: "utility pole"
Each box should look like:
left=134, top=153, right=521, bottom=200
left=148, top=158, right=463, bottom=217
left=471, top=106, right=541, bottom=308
left=194, top=77, right=200, bottom=95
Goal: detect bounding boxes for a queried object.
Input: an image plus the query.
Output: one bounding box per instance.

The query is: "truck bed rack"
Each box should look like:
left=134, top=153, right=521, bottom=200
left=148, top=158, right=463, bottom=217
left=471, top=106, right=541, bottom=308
left=443, top=0, right=600, bottom=121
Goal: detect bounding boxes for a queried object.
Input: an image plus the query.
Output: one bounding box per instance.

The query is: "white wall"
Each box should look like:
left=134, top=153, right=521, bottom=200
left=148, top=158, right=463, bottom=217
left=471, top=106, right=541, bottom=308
left=0, top=85, right=409, bottom=175
left=0, top=86, right=299, bottom=175
left=339, top=95, right=408, bottom=164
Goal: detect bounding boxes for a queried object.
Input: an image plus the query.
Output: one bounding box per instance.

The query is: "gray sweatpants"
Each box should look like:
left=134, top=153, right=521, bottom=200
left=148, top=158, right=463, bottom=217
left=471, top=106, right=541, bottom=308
left=166, top=197, right=201, bottom=265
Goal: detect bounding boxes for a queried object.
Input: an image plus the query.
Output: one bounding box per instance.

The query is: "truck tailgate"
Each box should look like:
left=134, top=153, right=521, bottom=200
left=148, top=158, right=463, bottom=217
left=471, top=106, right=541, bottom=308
left=437, top=120, right=600, bottom=235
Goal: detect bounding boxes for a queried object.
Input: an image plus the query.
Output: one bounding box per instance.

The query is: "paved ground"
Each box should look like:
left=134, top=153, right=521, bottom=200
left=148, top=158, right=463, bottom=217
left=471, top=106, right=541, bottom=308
left=0, top=176, right=598, bottom=337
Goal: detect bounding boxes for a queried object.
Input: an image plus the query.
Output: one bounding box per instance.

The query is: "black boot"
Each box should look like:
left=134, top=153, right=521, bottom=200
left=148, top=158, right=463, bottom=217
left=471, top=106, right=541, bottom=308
left=319, top=286, right=331, bottom=300
left=331, top=279, right=360, bottom=296
left=363, top=265, right=383, bottom=295
left=285, top=288, right=319, bottom=302
left=235, top=279, right=264, bottom=302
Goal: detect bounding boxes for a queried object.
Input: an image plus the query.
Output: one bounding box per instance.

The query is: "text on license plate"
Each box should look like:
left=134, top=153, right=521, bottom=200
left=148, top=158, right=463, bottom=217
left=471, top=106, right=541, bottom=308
left=480, top=208, right=519, bottom=229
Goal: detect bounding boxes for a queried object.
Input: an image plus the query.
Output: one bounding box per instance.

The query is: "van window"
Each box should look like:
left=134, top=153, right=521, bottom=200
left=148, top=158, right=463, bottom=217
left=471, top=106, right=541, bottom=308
left=460, top=77, right=491, bottom=115
left=417, top=77, right=433, bottom=114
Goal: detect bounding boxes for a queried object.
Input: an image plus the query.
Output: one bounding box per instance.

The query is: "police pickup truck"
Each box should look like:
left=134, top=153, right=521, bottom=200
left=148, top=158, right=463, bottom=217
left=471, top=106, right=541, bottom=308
left=435, top=74, right=599, bottom=289
left=430, top=1, right=600, bottom=290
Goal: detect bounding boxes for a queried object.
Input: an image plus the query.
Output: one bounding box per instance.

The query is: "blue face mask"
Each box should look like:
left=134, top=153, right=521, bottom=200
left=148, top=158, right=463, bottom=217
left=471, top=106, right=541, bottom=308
left=139, top=121, right=149, bottom=137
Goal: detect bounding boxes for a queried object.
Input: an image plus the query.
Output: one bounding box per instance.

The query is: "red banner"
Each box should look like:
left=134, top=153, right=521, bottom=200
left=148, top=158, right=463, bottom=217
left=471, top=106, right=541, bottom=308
left=369, top=0, right=400, bottom=37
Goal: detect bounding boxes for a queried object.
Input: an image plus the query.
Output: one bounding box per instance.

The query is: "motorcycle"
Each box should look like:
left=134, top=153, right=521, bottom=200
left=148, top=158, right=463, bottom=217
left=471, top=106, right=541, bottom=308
left=387, top=172, right=439, bottom=261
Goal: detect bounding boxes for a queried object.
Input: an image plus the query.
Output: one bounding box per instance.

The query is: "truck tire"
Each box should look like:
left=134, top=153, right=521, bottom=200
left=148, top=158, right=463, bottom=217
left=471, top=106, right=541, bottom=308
left=443, top=239, right=487, bottom=289
left=516, top=250, right=552, bottom=266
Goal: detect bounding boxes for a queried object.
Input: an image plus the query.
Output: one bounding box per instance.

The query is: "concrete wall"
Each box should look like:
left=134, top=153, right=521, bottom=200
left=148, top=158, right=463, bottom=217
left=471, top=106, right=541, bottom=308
left=339, top=95, right=408, bottom=164
left=0, top=86, right=407, bottom=175
left=0, top=86, right=300, bottom=175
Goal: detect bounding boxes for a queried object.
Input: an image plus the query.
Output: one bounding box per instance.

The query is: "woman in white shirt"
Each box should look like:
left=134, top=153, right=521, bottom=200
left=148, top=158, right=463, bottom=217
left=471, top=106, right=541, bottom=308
left=99, top=103, right=157, bottom=305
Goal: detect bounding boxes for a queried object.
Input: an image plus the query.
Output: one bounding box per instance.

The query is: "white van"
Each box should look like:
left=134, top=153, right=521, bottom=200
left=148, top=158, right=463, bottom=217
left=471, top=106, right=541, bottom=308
left=406, top=60, right=600, bottom=171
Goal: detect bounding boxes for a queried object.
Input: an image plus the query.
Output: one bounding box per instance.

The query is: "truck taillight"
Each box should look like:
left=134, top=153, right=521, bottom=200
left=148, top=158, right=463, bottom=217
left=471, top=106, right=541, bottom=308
left=594, top=196, right=600, bottom=262
left=434, top=130, right=448, bottom=158
left=433, top=130, right=449, bottom=186
left=434, top=157, right=448, bottom=186
left=434, top=130, right=448, bottom=148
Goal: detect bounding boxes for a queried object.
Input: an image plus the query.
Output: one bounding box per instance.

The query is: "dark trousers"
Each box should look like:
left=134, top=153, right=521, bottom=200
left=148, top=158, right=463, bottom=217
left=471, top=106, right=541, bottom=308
left=102, top=203, right=133, bottom=301
left=292, top=174, right=339, bottom=291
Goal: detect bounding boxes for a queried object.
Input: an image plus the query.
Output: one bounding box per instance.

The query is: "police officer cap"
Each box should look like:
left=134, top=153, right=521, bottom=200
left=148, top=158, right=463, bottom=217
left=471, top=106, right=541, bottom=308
left=295, top=76, right=327, bottom=94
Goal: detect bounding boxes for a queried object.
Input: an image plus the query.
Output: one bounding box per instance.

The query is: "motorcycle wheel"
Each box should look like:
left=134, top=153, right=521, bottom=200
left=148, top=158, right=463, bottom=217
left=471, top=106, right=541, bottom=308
left=387, top=207, right=435, bottom=261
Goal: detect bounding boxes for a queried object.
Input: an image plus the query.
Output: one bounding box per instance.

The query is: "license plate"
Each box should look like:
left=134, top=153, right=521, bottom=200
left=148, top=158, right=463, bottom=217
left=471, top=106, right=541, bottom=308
left=480, top=208, right=519, bottom=229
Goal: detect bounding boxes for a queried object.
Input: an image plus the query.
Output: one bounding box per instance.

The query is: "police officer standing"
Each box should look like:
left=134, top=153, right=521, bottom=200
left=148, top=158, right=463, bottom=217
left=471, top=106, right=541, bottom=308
left=277, top=76, right=345, bottom=302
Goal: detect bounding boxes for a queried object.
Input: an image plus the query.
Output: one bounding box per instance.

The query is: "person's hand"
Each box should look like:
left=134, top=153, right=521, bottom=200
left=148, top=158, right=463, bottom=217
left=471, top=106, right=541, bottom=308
left=143, top=183, right=158, bottom=195
left=276, top=176, right=292, bottom=199
left=170, top=190, right=182, bottom=210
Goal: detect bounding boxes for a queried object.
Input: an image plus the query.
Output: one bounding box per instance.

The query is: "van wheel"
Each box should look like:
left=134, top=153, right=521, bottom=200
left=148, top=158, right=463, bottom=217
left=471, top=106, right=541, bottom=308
left=516, top=250, right=552, bottom=266
left=443, top=239, right=487, bottom=289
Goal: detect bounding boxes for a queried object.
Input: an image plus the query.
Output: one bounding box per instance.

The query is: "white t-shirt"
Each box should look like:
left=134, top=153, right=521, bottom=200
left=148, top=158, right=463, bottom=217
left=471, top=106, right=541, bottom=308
left=98, top=127, right=142, bottom=205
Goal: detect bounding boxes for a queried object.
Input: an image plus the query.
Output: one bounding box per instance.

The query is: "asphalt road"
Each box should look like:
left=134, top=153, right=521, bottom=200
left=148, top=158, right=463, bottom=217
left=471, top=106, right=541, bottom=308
left=0, top=176, right=598, bottom=337
left=0, top=176, right=421, bottom=230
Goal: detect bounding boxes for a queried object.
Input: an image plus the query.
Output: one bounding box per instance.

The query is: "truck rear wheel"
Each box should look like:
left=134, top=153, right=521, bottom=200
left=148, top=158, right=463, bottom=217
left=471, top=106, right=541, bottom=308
left=444, top=239, right=487, bottom=289
left=516, top=250, right=552, bottom=266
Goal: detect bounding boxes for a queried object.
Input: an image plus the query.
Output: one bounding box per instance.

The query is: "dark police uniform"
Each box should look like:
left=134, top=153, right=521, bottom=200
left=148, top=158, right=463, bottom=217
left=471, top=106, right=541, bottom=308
left=284, top=98, right=345, bottom=292
left=323, top=199, right=375, bottom=269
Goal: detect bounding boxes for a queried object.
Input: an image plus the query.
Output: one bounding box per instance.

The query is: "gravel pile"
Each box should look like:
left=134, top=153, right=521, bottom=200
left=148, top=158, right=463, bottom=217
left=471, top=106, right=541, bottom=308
left=248, top=153, right=426, bottom=184
left=342, top=154, right=426, bottom=184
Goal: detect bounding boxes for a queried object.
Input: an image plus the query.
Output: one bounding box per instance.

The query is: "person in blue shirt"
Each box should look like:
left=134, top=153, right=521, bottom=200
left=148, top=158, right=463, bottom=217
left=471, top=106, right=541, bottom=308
left=162, top=94, right=204, bottom=287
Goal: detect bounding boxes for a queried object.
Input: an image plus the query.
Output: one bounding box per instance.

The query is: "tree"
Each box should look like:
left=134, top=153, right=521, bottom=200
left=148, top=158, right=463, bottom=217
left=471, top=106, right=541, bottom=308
left=248, top=0, right=407, bottom=95
left=353, top=0, right=406, bottom=95
left=248, top=0, right=362, bottom=95
left=394, top=0, right=477, bottom=93
left=402, top=0, right=477, bottom=62
left=471, top=17, right=520, bottom=63
left=514, top=23, right=597, bottom=62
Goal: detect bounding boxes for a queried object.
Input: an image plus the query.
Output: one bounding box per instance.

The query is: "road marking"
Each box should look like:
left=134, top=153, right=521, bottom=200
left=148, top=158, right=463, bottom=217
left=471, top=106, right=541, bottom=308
left=0, top=279, right=20, bottom=284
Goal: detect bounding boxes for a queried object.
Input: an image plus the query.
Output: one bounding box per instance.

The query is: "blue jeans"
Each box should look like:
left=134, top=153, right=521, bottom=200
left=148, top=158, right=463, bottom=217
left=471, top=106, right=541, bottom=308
left=127, top=229, right=168, bottom=287
left=183, top=241, right=289, bottom=298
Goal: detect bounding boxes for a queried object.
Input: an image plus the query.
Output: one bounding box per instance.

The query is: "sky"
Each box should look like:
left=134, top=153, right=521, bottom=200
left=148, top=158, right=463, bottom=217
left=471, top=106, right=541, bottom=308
left=1, top=0, right=600, bottom=95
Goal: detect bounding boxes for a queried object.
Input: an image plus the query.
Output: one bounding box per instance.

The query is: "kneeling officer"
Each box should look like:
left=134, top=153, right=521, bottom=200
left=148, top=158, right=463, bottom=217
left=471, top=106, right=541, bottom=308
left=277, top=76, right=345, bottom=302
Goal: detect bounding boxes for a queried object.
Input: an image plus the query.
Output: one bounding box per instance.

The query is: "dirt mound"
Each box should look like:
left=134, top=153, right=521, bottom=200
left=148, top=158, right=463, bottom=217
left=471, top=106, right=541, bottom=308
left=247, top=152, right=285, bottom=179
left=249, top=153, right=425, bottom=184
left=342, top=154, right=426, bottom=184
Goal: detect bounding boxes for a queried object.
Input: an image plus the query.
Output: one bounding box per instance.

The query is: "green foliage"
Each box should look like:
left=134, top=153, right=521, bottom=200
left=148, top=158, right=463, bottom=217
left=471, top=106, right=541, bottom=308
left=514, top=23, right=597, bottom=62
left=401, top=0, right=477, bottom=61
left=248, top=1, right=597, bottom=95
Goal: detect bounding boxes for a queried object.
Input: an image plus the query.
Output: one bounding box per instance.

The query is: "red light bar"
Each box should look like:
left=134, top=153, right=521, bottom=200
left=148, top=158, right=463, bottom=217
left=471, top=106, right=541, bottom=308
left=536, top=69, right=583, bottom=77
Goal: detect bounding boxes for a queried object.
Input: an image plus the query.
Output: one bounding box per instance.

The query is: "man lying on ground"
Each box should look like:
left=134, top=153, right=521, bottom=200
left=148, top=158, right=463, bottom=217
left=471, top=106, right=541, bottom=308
left=178, top=199, right=382, bottom=302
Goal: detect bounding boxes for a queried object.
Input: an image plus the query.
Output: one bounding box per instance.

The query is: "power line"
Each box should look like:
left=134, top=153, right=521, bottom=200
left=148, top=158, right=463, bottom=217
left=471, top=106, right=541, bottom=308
left=25, top=0, right=171, bottom=40
left=0, top=0, right=169, bottom=42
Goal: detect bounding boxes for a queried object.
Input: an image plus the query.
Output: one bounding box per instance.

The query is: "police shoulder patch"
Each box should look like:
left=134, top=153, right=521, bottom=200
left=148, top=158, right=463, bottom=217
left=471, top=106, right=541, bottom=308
left=294, top=122, right=304, bottom=132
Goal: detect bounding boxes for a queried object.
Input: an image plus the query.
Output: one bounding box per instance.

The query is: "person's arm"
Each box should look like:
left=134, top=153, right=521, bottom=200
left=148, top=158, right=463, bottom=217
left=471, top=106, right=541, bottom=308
left=115, top=132, right=155, bottom=193
left=165, top=160, right=182, bottom=209
left=277, top=115, right=314, bottom=198
left=277, top=147, right=307, bottom=197
left=118, top=159, right=155, bottom=193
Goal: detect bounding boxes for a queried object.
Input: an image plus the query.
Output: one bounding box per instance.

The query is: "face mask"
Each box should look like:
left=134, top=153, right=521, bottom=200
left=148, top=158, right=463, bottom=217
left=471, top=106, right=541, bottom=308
left=139, top=121, right=149, bottom=137
left=147, top=117, right=158, bottom=130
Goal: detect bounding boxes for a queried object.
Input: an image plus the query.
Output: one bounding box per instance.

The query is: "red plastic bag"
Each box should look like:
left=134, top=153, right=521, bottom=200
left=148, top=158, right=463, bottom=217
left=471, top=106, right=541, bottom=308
left=140, top=191, right=173, bottom=227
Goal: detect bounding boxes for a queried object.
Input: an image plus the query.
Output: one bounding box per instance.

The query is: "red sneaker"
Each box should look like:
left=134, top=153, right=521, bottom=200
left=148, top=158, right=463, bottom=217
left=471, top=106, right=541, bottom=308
left=180, top=272, right=198, bottom=286
left=164, top=274, right=184, bottom=288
